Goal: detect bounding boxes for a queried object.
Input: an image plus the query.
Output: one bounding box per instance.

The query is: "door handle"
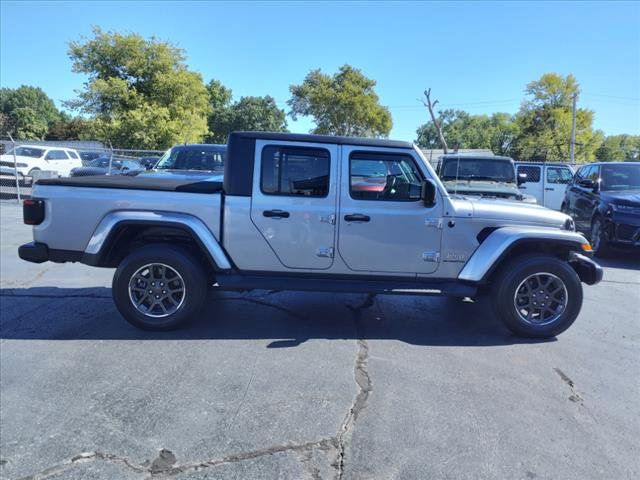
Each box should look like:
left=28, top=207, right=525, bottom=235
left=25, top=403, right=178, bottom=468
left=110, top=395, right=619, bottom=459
left=519, top=186, right=527, bottom=189
left=344, top=214, right=370, bottom=222
left=263, top=209, right=290, bottom=219
left=545, top=187, right=555, bottom=191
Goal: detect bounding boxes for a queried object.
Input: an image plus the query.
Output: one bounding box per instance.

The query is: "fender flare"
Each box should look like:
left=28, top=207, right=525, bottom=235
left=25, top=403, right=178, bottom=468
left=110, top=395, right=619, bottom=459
left=458, top=226, right=588, bottom=283
left=83, top=210, right=232, bottom=270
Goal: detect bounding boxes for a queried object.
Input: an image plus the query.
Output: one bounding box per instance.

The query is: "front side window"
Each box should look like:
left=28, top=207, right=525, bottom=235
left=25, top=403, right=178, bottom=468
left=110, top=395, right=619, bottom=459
left=261, top=146, right=330, bottom=197
left=350, top=152, right=422, bottom=201
left=45, top=150, right=69, bottom=160
left=546, top=167, right=573, bottom=184
left=517, top=165, right=541, bottom=183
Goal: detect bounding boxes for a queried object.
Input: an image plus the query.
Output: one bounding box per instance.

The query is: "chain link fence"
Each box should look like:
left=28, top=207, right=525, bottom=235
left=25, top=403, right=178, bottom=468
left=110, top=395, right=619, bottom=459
left=0, top=136, right=164, bottom=201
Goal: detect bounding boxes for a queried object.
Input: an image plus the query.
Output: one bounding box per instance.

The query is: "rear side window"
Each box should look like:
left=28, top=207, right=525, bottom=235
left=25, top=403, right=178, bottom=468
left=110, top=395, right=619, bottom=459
left=261, top=146, right=330, bottom=197
left=546, top=167, right=573, bottom=184
left=45, top=150, right=69, bottom=160
left=350, top=151, right=422, bottom=201
left=66, top=150, right=79, bottom=159
left=517, top=165, right=541, bottom=183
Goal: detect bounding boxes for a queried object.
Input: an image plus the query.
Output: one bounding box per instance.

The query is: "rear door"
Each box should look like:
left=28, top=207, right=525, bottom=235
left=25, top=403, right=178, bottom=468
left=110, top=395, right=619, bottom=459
left=250, top=140, right=338, bottom=270
left=543, top=165, right=574, bottom=210
left=338, top=146, right=443, bottom=275
left=517, top=164, right=542, bottom=203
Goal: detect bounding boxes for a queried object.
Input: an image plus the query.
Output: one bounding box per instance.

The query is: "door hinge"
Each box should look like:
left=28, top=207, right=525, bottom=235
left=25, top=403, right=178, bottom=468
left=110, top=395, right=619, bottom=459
left=320, top=214, right=336, bottom=225
left=316, top=247, right=334, bottom=258
left=422, top=251, right=440, bottom=263
left=425, top=218, right=443, bottom=229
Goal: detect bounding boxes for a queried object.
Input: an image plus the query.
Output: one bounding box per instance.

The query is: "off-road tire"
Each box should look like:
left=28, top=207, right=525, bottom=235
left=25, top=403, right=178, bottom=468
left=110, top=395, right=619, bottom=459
left=112, top=244, right=207, bottom=330
left=491, top=254, right=583, bottom=338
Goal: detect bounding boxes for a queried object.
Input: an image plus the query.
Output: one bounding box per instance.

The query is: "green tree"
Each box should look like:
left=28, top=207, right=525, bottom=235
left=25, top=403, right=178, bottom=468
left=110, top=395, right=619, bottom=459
left=0, top=86, right=61, bottom=139
left=67, top=28, right=210, bottom=148
left=288, top=65, right=392, bottom=137
left=415, top=110, right=518, bottom=156
left=46, top=113, right=92, bottom=140
left=206, top=79, right=287, bottom=143
left=595, top=134, right=640, bottom=161
left=512, top=73, right=602, bottom=162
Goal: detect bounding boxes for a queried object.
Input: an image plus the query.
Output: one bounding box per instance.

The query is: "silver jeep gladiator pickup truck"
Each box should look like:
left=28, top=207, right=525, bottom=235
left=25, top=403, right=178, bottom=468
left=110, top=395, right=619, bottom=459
left=19, top=132, right=602, bottom=337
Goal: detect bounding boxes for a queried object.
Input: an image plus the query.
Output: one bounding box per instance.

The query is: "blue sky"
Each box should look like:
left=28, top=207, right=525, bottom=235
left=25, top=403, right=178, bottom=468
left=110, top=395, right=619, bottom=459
left=1, top=0, right=639, bottom=141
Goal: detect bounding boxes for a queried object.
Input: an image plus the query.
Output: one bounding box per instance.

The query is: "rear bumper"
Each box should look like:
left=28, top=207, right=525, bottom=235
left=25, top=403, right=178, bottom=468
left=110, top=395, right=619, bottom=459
left=18, top=242, right=83, bottom=264
left=568, top=252, right=603, bottom=285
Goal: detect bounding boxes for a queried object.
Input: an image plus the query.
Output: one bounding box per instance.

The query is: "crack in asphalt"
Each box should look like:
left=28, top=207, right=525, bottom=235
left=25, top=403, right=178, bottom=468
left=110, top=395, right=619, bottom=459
left=553, top=368, right=584, bottom=405
left=10, top=294, right=376, bottom=480
left=335, top=294, right=375, bottom=480
left=17, top=440, right=337, bottom=480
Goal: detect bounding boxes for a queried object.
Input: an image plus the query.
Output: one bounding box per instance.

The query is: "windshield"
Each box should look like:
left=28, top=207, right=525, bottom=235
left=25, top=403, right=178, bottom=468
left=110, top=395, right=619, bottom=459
left=8, top=147, right=45, bottom=158
left=156, top=146, right=225, bottom=172
left=601, top=164, right=640, bottom=191
left=441, top=158, right=516, bottom=183
left=88, top=157, right=116, bottom=168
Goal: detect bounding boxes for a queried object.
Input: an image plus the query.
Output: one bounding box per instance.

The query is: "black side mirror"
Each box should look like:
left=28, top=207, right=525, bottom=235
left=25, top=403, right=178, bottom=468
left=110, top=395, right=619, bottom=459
left=578, top=178, right=594, bottom=189
left=517, top=172, right=528, bottom=186
left=421, top=179, right=437, bottom=207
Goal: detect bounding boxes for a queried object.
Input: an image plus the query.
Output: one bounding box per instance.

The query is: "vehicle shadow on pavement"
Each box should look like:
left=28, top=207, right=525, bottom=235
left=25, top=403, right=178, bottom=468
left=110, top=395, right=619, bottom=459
left=0, top=286, right=553, bottom=347
left=595, top=255, right=640, bottom=271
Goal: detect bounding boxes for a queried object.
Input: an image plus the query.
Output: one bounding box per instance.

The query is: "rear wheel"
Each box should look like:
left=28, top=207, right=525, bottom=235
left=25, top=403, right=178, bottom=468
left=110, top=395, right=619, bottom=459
left=112, top=244, right=207, bottom=330
left=491, top=255, right=583, bottom=338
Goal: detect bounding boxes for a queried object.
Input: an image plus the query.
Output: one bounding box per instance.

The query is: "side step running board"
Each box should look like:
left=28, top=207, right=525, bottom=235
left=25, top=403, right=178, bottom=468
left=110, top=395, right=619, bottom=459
left=214, top=274, right=477, bottom=297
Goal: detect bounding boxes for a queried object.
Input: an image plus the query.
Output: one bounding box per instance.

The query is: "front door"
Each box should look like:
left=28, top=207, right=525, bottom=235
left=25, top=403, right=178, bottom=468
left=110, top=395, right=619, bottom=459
left=543, top=165, right=574, bottom=210
left=517, top=165, right=542, bottom=204
left=250, top=141, right=338, bottom=270
left=338, top=146, right=443, bottom=275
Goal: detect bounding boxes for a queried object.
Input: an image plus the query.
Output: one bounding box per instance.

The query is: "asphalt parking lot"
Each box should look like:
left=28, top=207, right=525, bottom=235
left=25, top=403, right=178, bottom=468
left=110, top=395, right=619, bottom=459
left=1, top=201, right=639, bottom=480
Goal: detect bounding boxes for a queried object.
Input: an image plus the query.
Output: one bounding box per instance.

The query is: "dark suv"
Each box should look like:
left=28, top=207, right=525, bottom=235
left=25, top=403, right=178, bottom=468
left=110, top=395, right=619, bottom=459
left=562, top=162, right=640, bottom=255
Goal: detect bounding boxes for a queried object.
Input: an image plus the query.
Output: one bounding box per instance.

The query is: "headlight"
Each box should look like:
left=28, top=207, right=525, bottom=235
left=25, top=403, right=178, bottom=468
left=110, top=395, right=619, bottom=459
left=611, top=203, right=640, bottom=215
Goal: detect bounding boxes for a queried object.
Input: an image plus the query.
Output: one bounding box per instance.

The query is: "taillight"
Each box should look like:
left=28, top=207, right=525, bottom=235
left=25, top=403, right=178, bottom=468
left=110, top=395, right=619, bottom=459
left=23, top=198, right=45, bottom=225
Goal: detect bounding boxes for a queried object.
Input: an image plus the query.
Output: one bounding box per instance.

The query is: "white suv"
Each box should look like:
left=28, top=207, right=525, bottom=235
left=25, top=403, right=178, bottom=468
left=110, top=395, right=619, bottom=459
left=0, top=145, right=82, bottom=177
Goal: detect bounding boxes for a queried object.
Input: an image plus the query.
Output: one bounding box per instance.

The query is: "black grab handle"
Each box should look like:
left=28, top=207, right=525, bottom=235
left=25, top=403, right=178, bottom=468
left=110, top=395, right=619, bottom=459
left=263, top=209, right=290, bottom=218
left=344, top=214, right=370, bottom=222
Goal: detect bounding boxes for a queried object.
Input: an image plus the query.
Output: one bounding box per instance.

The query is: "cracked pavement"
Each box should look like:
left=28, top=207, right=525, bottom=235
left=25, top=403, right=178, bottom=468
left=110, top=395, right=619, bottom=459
left=1, top=201, right=639, bottom=479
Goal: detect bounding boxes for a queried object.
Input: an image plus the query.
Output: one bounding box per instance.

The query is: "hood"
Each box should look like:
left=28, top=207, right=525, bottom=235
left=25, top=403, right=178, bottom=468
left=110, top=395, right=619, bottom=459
left=128, top=169, right=224, bottom=182
left=442, top=180, right=521, bottom=198
left=71, top=167, right=110, bottom=176
left=0, top=154, right=38, bottom=163
left=599, top=189, right=640, bottom=207
left=451, top=197, right=571, bottom=229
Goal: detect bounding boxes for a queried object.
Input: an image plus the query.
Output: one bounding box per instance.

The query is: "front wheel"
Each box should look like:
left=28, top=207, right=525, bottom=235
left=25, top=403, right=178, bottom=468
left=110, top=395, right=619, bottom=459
left=112, top=244, right=208, bottom=330
left=590, top=217, right=610, bottom=257
left=491, top=255, right=583, bottom=338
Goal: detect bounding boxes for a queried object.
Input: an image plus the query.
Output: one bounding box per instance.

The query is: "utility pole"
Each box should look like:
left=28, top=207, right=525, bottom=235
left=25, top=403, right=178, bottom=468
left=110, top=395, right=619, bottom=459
left=570, top=92, right=577, bottom=163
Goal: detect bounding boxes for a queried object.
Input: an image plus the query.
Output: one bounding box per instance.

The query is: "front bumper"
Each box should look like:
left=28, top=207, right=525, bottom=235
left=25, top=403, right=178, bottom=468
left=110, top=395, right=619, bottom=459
left=18, top=242, right=83, bottom=264
left=604, top=213, right=640, bottom=247
left=568, top=252, right=604, bottom=285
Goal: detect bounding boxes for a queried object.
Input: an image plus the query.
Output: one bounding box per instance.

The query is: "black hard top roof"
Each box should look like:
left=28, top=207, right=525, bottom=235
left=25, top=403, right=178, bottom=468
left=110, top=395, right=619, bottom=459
left=229, top=131, right=414, bottom=149
left=441, top=154, right=514, bottom=161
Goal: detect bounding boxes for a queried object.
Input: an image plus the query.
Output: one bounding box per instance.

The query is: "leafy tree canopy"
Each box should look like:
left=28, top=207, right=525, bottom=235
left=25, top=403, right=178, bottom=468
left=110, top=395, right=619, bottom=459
left=288, top=65, right=392, bottom=137
left=513, top=73, right=602, bottom=162
left=67, top=28, right=209, bottom=148
left=595, top=134, right=640, bottom=162
left=206, top=80, right=287, bottom=143
left=0, top=86, right=61, bottom=139
left=415, top=110, right=519, bottom=157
